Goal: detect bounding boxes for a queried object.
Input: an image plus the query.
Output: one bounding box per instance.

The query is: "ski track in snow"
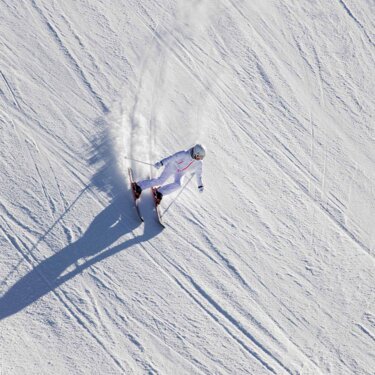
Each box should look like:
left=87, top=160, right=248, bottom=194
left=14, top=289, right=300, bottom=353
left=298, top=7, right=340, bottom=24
left=139, top=240, right=277, bottom=373
left=0, top=70, right=21, bottom=110
left=337, top=0, right=374, bottom=47
left=29, top=0, right=109, bottom=113
left=180, top=217, right=325, bottom=373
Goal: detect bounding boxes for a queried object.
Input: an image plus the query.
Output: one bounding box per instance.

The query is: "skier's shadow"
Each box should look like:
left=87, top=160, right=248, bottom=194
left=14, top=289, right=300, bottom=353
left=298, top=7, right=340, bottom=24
left=0, top=192, right=161, bottom=320
left=0, top=119, right=161, bottom=320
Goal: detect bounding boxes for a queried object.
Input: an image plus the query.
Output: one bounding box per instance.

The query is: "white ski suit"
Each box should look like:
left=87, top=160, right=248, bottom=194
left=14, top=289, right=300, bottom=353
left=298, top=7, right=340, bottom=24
left=138, top=150, right=203, bottom=196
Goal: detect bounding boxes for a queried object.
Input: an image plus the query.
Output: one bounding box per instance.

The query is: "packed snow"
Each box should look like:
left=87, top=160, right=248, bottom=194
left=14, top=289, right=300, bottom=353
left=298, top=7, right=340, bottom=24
left=1, top=0, right=374, bottom=374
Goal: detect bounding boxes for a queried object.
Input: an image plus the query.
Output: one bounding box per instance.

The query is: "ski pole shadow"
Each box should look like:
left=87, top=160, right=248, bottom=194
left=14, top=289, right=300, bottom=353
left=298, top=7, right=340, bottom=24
left=0, top=192, right=162, bottom=320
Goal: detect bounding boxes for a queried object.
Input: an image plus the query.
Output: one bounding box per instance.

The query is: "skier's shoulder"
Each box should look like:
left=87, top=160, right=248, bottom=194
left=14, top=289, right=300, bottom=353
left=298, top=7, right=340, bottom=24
left=171, top=149, right=190, bottom=160
left=176, top=149, right=189, bottom=157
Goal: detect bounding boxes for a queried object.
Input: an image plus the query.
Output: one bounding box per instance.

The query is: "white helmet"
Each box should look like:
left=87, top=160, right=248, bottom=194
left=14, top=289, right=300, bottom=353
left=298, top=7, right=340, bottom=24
left=191, top=144, right=206, bottom=160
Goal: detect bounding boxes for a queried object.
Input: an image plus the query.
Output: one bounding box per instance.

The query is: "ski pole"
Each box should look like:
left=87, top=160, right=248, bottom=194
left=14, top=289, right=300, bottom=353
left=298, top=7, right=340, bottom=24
left=160, top=174, right=194, bottom=218
left=124, top=156, right=154, bottom=166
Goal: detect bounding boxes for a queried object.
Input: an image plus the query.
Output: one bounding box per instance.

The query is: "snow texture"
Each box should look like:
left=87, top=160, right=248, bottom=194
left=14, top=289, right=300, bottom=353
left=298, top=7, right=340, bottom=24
left=0, top=0, right=374, bottom=374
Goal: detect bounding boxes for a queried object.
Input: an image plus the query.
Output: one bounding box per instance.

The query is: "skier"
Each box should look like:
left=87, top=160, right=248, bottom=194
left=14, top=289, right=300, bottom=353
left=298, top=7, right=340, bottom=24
left=132, top=144, right=206, bottom=205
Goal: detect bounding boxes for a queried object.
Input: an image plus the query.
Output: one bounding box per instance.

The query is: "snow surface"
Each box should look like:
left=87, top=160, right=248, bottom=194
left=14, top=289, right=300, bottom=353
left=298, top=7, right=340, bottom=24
left=1, top=1, right=374, bottom=374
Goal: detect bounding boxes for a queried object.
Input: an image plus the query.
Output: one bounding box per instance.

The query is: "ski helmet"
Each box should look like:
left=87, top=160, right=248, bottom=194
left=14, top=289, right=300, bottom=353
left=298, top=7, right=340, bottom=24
left=191, top=144, right=206, bottom=160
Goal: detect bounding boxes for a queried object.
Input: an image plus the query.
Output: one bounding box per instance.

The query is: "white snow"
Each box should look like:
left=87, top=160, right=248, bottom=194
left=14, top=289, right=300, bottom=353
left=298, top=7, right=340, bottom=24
left=1, top=1, right=374, bottom=374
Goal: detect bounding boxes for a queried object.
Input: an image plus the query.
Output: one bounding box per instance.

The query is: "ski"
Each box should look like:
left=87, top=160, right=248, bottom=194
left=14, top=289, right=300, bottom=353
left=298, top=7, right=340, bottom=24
left=128, top=167, right=144, bottom=222
left=151, top=187, right=165, bottom=229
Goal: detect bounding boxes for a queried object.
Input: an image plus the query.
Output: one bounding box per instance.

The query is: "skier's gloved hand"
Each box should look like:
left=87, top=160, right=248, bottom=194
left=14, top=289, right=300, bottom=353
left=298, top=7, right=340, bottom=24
left=198, top=185, right=204, bottom=193
left=154, top=161, right=163, bottom=169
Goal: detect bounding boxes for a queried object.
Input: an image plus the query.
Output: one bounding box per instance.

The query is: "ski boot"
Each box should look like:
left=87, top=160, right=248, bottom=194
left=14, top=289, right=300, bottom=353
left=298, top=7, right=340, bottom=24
left=154, top=189, right=163, bottom=206
left=132, top=182, right=142, bottom=199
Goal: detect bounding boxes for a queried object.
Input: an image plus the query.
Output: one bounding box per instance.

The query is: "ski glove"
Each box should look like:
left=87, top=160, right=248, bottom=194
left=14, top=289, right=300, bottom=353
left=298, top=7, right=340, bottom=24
left=154, top=161, right=163, bottom=169
left=198, top=185, right=204, bottom=193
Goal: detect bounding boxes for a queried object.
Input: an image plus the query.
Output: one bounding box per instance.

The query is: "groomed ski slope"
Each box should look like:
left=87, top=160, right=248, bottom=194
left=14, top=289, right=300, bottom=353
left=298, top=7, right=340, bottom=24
left=0, top=1, right=374, bottom=374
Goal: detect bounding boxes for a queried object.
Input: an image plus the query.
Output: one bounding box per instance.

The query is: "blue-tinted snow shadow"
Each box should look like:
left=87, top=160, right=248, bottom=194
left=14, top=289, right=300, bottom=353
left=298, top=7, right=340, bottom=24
left=0, top=193, right=161, bottom=320
left=0, top=117, right=162, bottom=320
